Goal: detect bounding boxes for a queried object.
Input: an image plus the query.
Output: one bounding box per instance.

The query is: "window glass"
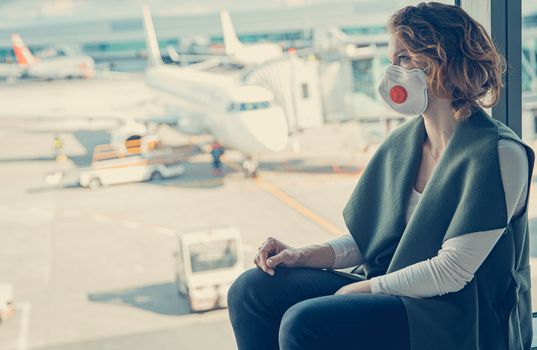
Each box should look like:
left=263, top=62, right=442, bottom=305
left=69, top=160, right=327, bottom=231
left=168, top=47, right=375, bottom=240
left=522, top=0, right=537, bottom=313
left=0, top=1, right=471, bottom=349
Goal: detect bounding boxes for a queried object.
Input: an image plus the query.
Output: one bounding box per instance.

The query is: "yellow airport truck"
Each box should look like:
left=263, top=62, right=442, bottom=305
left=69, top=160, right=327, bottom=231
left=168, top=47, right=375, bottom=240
left=79, top=135, right=192, bottom=189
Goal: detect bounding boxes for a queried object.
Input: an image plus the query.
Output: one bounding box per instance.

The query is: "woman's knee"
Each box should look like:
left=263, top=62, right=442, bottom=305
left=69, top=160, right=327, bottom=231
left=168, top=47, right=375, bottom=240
left=227, top=267, right=272, bottom=311
left=228, top=266, right=304, bottom=307
left=279, top=300, right=321, bottom=348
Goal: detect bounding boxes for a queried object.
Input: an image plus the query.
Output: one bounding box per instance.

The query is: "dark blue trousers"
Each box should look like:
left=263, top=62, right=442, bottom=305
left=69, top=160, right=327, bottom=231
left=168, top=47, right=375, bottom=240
left=227, top=267, right=411, bottom=350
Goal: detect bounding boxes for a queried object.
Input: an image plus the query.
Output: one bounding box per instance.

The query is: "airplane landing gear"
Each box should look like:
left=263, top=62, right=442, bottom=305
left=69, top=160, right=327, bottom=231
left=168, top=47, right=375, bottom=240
left=242, top=157, right=259, bottom=178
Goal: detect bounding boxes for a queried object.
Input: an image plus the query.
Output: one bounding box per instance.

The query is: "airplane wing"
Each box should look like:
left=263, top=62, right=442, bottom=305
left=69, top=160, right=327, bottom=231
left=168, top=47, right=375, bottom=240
left=165, top=45, right=223, bottom=70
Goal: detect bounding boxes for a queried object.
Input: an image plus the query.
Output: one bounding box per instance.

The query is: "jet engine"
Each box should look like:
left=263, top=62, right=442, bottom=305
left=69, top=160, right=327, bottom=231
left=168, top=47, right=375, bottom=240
left=110, top=122, right=148, bottom=154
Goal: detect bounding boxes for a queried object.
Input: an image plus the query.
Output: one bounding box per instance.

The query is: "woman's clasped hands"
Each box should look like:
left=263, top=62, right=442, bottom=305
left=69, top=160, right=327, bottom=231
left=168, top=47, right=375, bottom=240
left=253, top=236, right=372, bottom=295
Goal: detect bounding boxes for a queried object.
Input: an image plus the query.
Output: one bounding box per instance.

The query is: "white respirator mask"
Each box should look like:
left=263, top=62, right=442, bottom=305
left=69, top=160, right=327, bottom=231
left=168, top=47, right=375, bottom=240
left=377, top=65, right=429, bottom=116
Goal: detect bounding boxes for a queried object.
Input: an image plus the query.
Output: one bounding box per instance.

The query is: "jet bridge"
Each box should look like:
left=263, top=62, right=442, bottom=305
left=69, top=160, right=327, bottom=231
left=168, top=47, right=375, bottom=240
left=241, top=51, right=324, bottom=133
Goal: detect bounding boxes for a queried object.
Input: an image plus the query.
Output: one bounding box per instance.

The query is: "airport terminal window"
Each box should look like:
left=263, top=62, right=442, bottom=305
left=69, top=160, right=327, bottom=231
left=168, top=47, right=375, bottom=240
left=523, top=45, right=537, bottom=92
left=341, top=26, right=387, bottom=35
left=111, top=19, right=143, bottom=32
left=241, top=34, right=264, bottom=44
left=352, top=58, right=376, bottom=98
left=211, top=31, right=305, bottom=46
left=525, top=13, right=537, bottom=27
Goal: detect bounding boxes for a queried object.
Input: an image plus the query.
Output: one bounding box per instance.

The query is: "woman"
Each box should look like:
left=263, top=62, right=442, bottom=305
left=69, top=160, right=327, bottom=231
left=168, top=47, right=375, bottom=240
left=227, top=3, right=535, bottom=350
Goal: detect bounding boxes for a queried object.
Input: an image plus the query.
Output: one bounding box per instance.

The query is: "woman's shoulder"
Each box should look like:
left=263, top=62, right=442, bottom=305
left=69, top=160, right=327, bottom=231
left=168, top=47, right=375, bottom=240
left=498, top=138, right=527, bottom=153
left=497, top=139, right=529, bottom=173
left=473, top=110, right=534, bottom=165
left=497, top=134, right=532, bottom=170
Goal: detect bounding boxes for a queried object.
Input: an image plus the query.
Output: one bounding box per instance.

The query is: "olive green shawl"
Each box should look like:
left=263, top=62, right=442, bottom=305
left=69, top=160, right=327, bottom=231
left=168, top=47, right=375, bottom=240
left=342, top=108, right=535, bottom=350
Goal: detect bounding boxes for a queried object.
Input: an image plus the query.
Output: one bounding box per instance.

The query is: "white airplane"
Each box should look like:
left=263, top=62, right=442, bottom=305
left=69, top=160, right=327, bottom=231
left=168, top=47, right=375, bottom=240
left=167, top=10, right=283, bottom=67
left=11, top=33, right=96, bottom=80
left=220, top=10, right=283, bottom=66
left=142, top=6, right=289, bottom=175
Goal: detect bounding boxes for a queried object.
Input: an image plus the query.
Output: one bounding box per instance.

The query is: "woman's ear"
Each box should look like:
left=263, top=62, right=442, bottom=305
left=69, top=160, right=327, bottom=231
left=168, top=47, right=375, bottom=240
left=427, top=73, right=455, bottom=101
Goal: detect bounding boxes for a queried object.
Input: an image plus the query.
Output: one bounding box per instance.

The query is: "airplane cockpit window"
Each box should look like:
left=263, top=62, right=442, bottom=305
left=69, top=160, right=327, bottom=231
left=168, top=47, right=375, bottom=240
left=227, top=101, right=271, bottom=112
left=239, top=101, right=271, bottom=111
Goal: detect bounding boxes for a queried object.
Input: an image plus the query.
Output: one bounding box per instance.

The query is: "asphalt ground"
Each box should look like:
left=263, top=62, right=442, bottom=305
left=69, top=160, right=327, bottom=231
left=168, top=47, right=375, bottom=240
left=1, top=118, right=537, bottom=349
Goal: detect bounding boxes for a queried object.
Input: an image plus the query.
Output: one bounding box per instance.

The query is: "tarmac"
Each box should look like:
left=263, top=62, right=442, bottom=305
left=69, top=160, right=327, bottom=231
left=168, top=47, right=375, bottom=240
left=1, top=80, right=537, bottom=349
left=0, top=117, right=383, bottom=349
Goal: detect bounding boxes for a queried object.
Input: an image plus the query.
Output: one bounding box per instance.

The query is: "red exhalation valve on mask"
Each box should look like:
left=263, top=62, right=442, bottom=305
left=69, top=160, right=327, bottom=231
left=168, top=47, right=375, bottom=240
left=390, top=85, right=407, bottom=104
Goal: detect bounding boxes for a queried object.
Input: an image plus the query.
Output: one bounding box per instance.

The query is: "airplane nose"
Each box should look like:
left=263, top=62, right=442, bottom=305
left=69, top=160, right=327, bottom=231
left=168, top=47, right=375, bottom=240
left=238, top=106, right=288, bottom=153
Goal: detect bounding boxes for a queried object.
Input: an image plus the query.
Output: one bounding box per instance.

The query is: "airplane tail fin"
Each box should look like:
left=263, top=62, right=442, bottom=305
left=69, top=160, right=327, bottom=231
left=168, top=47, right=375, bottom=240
left=220, top=10, right=243, bottom=55
left=11, top=33, right=36, bottom=65
left=142, top=5, right=163, bottom=66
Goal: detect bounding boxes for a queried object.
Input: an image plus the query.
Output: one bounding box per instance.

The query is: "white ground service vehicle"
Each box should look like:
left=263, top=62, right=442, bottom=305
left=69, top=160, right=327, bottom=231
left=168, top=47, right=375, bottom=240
left=174, top=226, right=244, bottom=312
left=79, top=136, right=189, bottom=189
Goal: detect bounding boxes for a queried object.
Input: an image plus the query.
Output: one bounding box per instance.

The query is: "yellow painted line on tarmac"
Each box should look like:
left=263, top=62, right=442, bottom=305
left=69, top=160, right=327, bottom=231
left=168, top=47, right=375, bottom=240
left=224, top=157, right=362, bottom=178
left=254, top=176, right=343, bottom=237
left=224, top=160, right=343, bottom=237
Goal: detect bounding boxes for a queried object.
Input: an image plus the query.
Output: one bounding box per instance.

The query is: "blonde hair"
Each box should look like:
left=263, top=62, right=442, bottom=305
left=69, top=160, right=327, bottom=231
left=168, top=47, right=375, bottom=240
left=388, top=2, right=506, bottom=120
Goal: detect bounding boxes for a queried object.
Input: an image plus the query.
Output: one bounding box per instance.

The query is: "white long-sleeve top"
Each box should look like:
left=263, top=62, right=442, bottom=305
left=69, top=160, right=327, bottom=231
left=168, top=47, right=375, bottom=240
left=328, top=139, right=529, bottom=298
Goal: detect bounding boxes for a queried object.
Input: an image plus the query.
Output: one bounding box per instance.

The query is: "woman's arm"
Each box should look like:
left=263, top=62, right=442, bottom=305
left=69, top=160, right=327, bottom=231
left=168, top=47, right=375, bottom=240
left=295, top=242, right=338, bottom=268
left=326, top=233, right=365, bottom=269
left=370, top=229, right=505, bottom=297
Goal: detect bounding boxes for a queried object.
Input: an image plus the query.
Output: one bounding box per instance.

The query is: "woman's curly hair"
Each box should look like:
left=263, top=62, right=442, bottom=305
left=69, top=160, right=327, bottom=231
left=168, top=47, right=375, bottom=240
left=388, top=2, right=506, bottom=120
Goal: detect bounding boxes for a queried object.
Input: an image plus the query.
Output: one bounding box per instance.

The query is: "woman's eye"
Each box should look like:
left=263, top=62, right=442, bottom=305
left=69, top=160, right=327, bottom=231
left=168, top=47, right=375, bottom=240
left=398, top=55, right=410, bottom=64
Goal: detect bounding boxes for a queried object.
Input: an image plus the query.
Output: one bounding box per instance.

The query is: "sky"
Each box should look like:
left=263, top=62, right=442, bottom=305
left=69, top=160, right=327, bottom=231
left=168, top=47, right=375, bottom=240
left=0, top=0, right=331, bottom=27
left=0, top=0, right=535, bottom=29
left=0, top=0, right=474, bottom=28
